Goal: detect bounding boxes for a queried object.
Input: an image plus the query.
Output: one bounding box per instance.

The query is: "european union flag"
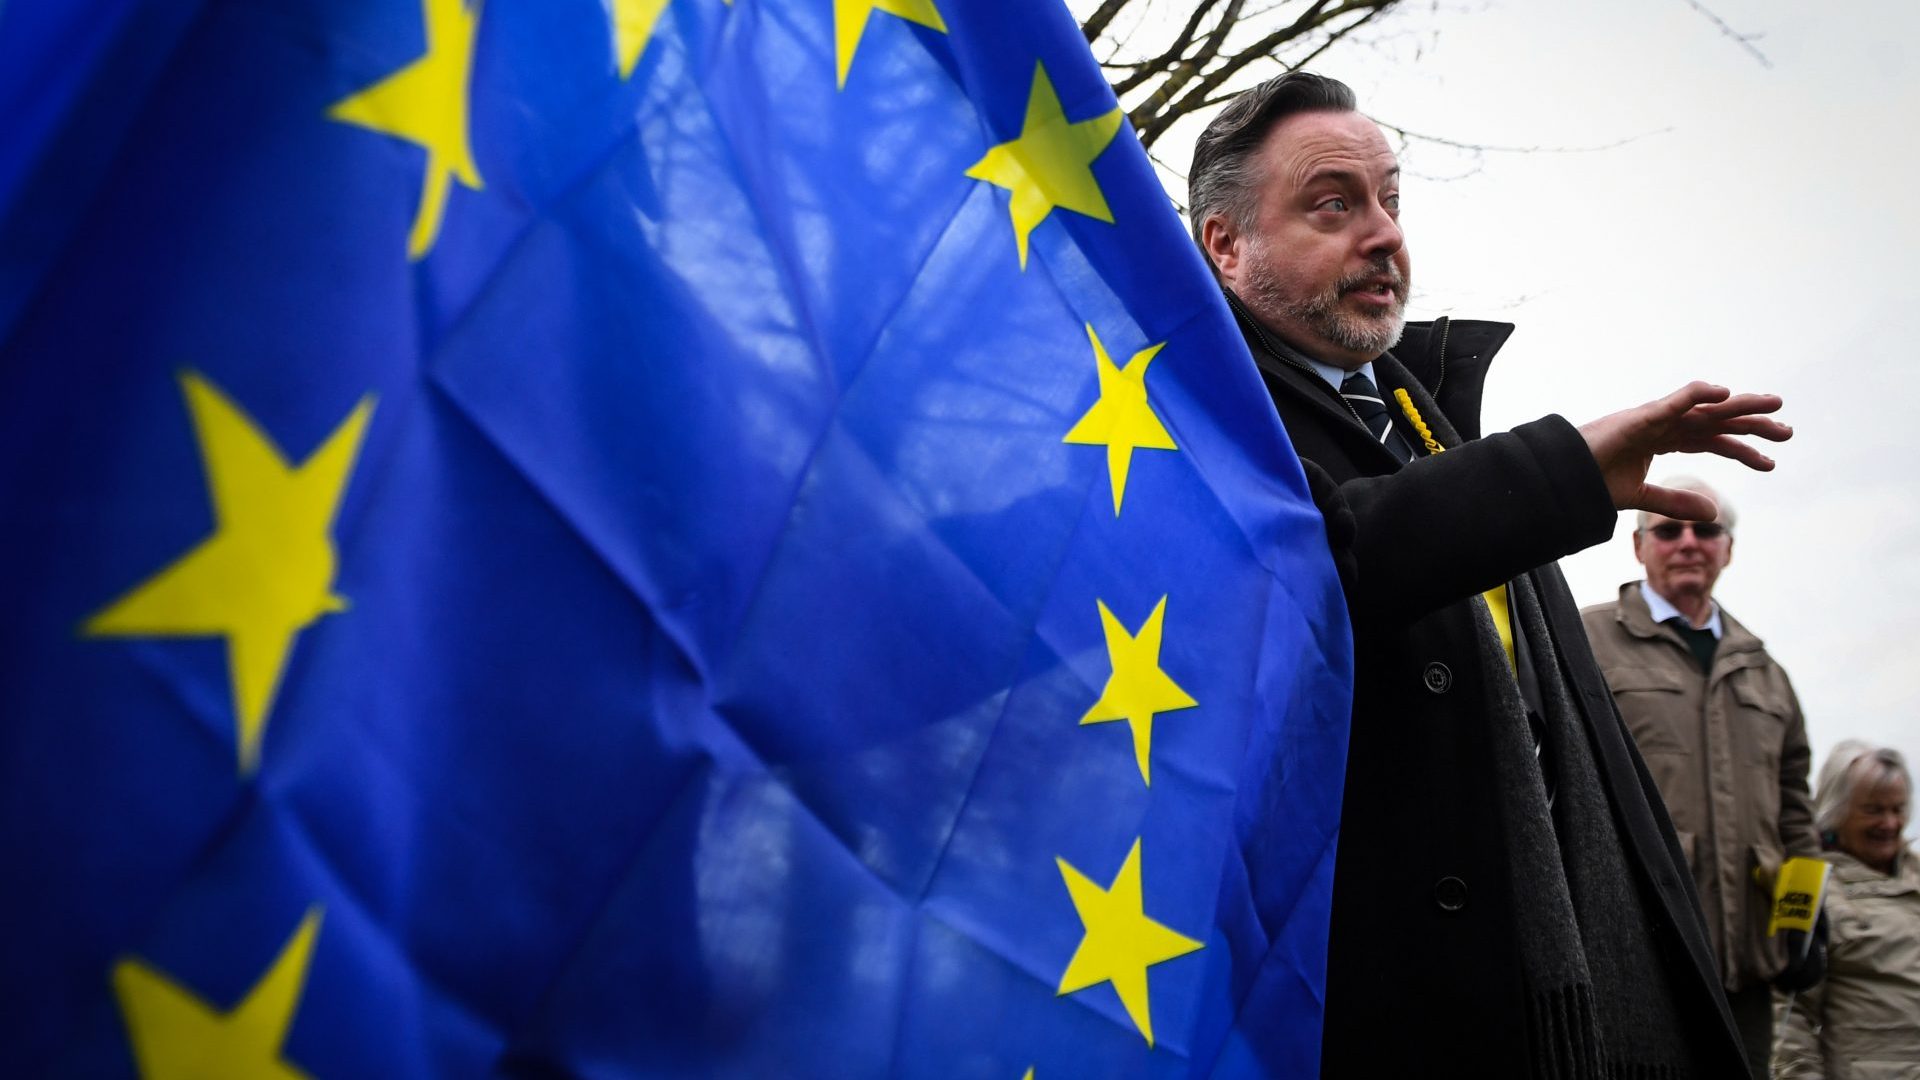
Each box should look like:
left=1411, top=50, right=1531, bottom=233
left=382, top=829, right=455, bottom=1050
left=0, top=0, right=1353, bottom=1075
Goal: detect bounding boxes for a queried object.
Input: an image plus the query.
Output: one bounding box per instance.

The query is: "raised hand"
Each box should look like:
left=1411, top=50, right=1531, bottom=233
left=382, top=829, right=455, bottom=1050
left=1577, top=382, right=1792, bottom=517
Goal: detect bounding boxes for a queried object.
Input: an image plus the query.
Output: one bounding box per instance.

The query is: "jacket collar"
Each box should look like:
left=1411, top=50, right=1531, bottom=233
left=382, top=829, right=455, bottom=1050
left=1638, top=581, right=1724, bottom=639
left=1613, top=581, right=1766, bottom=658
left=1827, top=846, right=1920, bottom=892
left=1388, top=316, right=1514, bottom=442
left=1228, top=293, right=1407, bottom=470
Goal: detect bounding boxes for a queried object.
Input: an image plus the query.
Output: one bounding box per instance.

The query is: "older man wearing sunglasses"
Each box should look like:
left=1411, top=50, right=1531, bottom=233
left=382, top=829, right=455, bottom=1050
left=1581, top=476, right=1822, bottom=1078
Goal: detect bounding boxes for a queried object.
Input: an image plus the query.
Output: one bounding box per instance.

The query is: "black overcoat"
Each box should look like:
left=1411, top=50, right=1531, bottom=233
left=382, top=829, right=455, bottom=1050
left=1243, top=313, right=1749, bottom=1077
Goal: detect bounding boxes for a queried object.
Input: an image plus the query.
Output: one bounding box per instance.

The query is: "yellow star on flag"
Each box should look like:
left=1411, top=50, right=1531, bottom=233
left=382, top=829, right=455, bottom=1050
left=1080, top=596, right=1196, bottom=786
left=328, top=0, right=484, bottom=260
left=1055, top=839, right=1202, bottom=1046
left=607, top=0, right=668, bottom=78
left=834, top=0, right=946, bottom=88
left=84, top=372, right=376, bottom=774
left=964, top=62, right=1122, bottom=269
left=1062, top=324, right=1175, bottom=516
left=113, top=908, right=324, bottom=1080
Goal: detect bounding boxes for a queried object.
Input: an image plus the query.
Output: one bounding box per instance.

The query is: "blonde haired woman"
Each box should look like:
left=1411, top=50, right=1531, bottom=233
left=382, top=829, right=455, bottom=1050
left=1774, top=741, right=1918, bottom=1078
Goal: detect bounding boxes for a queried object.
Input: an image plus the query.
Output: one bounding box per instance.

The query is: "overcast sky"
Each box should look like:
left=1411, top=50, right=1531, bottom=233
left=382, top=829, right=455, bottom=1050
left=1114, top=0, right=1919, bottom=818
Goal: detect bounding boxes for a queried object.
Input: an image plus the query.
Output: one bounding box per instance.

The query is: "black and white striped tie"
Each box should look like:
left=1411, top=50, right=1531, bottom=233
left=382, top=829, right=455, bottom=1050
left=1340, top=370, right=1416, bottom=463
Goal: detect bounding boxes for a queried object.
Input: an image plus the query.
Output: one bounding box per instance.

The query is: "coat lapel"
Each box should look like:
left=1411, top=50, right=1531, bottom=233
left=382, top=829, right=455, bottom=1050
left=1248, top=339, right=1412, bottom=472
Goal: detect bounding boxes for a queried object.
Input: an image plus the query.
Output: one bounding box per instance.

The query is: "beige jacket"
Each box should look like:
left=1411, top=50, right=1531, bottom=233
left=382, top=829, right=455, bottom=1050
left=1581, top=583, right=1820, bottom=990
left=1773, top=848, right=1920, bottom=1079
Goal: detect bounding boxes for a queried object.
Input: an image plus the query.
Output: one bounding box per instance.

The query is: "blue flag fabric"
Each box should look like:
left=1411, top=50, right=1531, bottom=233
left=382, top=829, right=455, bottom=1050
left=0, top=0, right=1353, bottom=1075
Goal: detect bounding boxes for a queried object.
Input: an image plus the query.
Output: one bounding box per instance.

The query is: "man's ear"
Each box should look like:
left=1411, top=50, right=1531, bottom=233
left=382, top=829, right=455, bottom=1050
left=1200, top=215, right=1239, bottom=280
left=1630, top=528, right=1647, bottom=565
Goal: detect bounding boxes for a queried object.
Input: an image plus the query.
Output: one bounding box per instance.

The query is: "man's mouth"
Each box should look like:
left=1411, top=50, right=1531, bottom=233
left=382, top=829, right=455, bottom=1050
left=1344, top=277, right=1401, bottom=306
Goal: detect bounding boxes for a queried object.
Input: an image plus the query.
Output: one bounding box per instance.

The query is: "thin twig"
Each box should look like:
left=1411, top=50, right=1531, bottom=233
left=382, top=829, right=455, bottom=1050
left=1677, top=0, right=1773, bottom=69
left=1373, top=119, right=1675, bottom=155
left=1180, top=7, right=1385, bottom=109
left=1145, top=145, right=1192, bottom=218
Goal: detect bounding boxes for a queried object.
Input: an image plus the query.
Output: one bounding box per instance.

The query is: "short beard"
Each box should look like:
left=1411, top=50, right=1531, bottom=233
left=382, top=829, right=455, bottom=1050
left=1244, top=255, right=1409, bottom=359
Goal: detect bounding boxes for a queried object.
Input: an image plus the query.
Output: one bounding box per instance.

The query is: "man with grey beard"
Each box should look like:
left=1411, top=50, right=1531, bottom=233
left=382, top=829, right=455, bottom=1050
left=1191, top=72, right=1790, bottom=1078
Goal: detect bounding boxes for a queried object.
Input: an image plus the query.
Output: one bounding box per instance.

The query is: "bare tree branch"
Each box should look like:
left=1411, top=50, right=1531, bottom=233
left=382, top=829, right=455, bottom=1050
left=1112, top=0, right=1228, bottom=96
left=1125, top=0, right=1249, bottom=128
left=1271, top=5, right=1383, bottom=77
left=1372, top=119, right=1675, bottom=156
left=1677, top=0, right=1773, bottom=69
left=1144, top=146, right=1192, bottom=217
left=1079, top=0, right=1758, bottom=164
left=1137, top=1, right=1393, bottom=147
left=1182, top=12, right=1368, bottom=114
left=1080, top=0, right=1139, bottom=44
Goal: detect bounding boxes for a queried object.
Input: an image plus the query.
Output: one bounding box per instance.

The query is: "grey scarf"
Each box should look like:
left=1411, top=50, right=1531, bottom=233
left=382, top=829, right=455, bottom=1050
left=1483, top=574, right=1693, bottom=1077
left=1391, top=362, right=1698, bottom=1078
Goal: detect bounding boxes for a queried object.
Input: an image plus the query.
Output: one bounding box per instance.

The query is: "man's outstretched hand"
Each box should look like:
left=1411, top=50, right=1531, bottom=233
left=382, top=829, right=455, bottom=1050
left=1578, top=382, right=1792, bottom=517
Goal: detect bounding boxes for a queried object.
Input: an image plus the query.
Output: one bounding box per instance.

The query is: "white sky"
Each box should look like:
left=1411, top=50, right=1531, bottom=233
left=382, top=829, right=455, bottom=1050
left=1106, top=0, right=1920, bottom=815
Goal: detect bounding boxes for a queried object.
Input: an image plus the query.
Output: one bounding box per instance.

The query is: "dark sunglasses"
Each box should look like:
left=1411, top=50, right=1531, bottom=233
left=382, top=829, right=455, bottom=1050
left=1645, top=522, right=1726, bottom=541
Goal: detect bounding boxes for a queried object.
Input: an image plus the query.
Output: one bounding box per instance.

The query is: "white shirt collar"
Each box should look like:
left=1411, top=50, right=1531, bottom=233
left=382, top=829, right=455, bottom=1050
left=1305, top=355, right=1376, bottom=394
left=1236, top=305, right=1379, bottom=393
left=1640, top=581, right=1723, bottom=639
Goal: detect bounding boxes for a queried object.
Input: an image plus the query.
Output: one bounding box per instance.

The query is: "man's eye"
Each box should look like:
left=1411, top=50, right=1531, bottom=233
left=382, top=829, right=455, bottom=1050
left=1384, top=194, right=1401, bottom=212
left=1319, top=197, right=1348, bottom=212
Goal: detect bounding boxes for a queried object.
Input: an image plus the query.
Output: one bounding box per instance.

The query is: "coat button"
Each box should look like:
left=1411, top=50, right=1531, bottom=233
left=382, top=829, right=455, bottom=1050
left=1434, top=876, right=1468, bottom=912
left=1422, top=662, right=1452, bottom=694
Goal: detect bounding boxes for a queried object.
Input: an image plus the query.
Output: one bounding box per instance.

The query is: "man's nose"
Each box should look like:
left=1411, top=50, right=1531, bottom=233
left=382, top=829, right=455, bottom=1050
left=1357, top=201, right=1403, bottom=259
left=1359, top=199, right=1405, bottom=255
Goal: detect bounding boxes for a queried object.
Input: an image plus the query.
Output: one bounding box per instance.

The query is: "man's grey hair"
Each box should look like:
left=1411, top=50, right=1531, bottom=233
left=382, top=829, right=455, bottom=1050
left=1635, top=476, right=1739, bottom=532
left=1187, top=72, right=1358, bottom=252
left=1813, top=739, right=1912, bottom=837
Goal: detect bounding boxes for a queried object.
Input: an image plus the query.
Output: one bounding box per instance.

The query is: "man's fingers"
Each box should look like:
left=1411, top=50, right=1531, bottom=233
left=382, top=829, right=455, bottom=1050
left=1714, top=416, right=1794, bottom=442
left=1658, top=381, right=1732, bottom=417
left=1703, top=433, right=1778, bottom=471
left=1677, top=393, right=1792, bottom=447
left=1690, top=392, right=1785, bottom=421
left=1637, top=485, right=1721, bottom=521
left=1587, top=384, right=1789, bottom=511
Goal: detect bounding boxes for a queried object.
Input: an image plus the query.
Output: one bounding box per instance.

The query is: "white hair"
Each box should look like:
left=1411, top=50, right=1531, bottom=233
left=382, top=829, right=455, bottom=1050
left=1813, top=739, right=1912, bottom=838
left=1635, top=475, right=1738, bottom=532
